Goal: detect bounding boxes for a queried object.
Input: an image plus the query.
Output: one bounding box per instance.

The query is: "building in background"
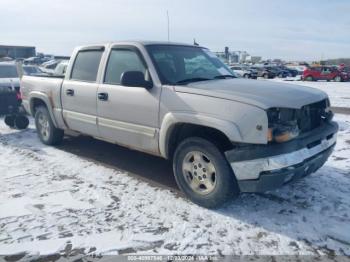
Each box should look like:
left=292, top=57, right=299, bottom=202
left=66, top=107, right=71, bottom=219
left=0, top=45, right=36, bottom=59
left=214, top=48, right=261, bottom=64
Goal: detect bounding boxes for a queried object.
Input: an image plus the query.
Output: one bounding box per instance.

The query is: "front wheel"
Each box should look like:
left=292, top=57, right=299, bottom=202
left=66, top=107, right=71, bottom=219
left=305, top=76, right=314, bottom=81
left=173, top=137, right=239, bottom=208
left=35, top=106, right=64, bottom=145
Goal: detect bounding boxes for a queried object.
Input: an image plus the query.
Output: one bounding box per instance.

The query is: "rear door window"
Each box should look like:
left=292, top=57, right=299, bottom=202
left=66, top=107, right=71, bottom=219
left=71, top=50, right=103, bottom=82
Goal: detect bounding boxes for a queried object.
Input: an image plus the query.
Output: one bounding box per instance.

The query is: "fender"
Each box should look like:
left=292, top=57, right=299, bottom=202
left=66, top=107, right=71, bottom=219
left=159, top=112, right=243, bottom=159
left=29, top=91, right=58, bottom=127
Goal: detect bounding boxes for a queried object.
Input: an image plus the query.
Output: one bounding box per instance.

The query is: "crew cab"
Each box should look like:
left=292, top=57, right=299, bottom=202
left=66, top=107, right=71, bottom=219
left=20, top=41, right=338, bottom=208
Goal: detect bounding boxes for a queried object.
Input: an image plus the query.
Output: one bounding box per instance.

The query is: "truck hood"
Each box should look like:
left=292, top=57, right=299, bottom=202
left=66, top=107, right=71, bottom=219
left=174, top=79, right=327, bottom=109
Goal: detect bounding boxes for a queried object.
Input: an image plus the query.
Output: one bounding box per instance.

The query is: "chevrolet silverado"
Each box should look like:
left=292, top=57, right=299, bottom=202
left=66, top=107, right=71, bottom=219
left=20, top=41, right=338, bottom=208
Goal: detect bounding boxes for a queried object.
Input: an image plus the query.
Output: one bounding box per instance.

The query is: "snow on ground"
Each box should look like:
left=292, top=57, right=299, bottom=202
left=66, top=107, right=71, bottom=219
left=0, top=116, right=349, bottom=258
left=268, top=79, right=350, bottom=108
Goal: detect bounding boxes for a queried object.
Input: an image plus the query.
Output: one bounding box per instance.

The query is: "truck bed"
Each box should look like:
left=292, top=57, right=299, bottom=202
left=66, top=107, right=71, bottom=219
left=20, top=75, right=65, bottom=120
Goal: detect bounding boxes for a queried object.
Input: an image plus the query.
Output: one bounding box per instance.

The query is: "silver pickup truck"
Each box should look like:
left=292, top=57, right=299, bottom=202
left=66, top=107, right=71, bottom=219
left=21, top=41, right=338, bottom=208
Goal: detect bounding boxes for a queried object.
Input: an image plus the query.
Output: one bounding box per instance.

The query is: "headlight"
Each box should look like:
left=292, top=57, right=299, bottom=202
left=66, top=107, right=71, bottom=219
left=267, top=108, right=300, bottom=143
left=268, top=123, right=299, bottom=143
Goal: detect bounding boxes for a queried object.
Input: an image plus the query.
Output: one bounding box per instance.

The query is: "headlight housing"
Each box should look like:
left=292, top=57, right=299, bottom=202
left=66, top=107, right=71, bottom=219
left=267, top=108, right=300, bottom=143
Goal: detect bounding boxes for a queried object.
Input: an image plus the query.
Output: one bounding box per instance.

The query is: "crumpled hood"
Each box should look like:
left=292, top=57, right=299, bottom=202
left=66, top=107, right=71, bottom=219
left=0, top=78, right=20, bottom=89
left=174, top=78, right=328, bottom=109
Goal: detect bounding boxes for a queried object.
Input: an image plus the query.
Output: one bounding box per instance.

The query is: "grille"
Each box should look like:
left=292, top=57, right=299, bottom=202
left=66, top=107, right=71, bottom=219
left=297, top=99, right=328, bottom=133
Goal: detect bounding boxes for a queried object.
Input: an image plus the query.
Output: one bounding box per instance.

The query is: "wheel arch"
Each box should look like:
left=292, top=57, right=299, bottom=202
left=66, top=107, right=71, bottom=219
left=159, top=113, right=242, bottom=159
left=29, top=92, right=58, bottom=127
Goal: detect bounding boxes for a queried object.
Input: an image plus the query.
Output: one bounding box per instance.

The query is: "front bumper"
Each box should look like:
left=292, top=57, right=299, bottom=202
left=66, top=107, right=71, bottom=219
left=225, top=121, right=338, bottom=193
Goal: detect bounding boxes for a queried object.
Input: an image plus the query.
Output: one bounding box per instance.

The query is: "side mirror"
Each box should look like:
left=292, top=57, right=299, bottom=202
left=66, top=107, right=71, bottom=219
left=120, top=71, right=153, bottom=89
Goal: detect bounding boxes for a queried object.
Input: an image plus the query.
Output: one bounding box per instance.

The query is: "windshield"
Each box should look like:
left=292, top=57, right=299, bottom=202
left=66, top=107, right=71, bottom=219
left=146, top=45, right=234, bottom=85
left=0, top=65, right=18, bottom=78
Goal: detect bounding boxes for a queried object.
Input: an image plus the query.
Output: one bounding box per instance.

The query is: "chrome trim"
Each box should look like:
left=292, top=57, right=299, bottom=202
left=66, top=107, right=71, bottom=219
left=230, top=134, right=337, bottom=180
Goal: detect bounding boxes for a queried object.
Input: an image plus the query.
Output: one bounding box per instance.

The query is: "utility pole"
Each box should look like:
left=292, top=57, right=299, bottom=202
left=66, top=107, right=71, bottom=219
left=167, top=10, right=170, bottom=42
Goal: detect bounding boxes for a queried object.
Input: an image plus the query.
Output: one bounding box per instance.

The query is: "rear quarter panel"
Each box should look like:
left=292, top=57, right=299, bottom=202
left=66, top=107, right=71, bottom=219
left=21, top=76, right=66, bottom=129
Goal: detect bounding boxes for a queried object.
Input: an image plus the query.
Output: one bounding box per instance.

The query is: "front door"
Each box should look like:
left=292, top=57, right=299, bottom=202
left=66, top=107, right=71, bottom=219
left=61, top=49, right=104, bottom=137
left=320, top=67, right=332, bottom=80
left=97, top=46, right=160, bottom=154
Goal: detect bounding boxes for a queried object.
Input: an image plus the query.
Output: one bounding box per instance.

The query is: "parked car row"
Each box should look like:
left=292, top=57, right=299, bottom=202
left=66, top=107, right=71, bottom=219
left=230, top=64, right=300, bottom=79
left=230, top=63, right=350, bottom=82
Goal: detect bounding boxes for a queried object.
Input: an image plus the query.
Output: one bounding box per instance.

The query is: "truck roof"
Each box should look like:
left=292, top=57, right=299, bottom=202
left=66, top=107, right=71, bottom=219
left=76, top=41, right=203, bottom=51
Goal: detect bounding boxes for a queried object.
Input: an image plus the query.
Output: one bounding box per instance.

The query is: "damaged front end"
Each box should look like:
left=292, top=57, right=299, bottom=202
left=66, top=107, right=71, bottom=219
left=225, top=98, right=338, bottom=193
left=267, top=99, right=333, bottom=143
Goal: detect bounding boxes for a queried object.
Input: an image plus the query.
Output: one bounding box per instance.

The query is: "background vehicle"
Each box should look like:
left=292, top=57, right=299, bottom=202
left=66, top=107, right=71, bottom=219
left=0, top=62, right=20, bottom=92
left=251, top=66, right=276, bottom=79
left=39, top=60, right=60, bottom=74
left=23, top=57, right=42, bottom=65
left=23, top=65, right=47, bottom=76
left=302, top=66, right=348, bottom=82
left=21, top=41, right=338, bottom=208
left=0, top=62, right=29, bottom=129
left=265, top=66, right=289, bottom=78
left=279, top=66, right=298, bottom=77
left=53, top=60, right=69, bottom=76
left=230, top=65, right=258, bottom=79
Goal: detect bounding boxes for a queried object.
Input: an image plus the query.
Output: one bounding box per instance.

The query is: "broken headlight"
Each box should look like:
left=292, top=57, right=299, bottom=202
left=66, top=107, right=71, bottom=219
left=267, top=108, right=300, bottom=143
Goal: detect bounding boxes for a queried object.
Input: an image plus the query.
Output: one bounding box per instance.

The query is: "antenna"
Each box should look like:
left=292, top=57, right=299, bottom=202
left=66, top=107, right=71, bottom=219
left=167, top=10, right=170, bottom=42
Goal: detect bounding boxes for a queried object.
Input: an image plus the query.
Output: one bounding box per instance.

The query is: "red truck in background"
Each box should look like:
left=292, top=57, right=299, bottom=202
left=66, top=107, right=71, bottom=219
left=302, top=66, right=349, bottom=82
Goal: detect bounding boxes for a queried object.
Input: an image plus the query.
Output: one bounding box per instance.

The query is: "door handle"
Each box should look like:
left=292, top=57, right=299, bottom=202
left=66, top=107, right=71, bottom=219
left=66, top=89, right=74, bottom=96
left=98, top=92, right=108, bottom=101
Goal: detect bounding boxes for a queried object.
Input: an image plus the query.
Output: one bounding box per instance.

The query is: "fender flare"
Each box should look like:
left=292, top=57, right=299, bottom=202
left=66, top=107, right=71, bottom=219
left=29, top=91, right=58, bottom=127
left=159, top=112, right=243, bottom=159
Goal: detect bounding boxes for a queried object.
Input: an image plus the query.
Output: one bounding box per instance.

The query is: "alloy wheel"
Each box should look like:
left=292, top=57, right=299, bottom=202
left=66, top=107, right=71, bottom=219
left=182, top=151, right=217, bottom=195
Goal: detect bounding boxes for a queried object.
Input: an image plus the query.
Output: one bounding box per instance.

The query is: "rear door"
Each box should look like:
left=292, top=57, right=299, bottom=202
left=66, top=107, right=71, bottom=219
left=96, top=45, right=160, bottom=154
left=61, top=47, right=104, bottom=136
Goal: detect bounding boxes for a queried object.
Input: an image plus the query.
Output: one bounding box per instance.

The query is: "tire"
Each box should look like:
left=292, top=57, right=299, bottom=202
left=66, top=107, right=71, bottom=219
left=305, top=76, right=314, bottom=81
left=333, top=76, right=342, bottom=82
left=243, top=74, right=250, bottom=79
left=173, top=137, right=239, bottom=208
left=14, top=115, right=29, bottom=130
left=4, top=115, right=15, bottom=128
left=35, top=106, right=64, bottom=145
left=263, top=74, right=269, bottom=79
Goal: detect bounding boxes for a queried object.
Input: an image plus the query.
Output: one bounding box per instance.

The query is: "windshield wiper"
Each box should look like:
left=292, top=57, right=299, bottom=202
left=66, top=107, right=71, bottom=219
left=213, top=75, right=236, bottom=79
left=176, top=77, right=211, bottom=85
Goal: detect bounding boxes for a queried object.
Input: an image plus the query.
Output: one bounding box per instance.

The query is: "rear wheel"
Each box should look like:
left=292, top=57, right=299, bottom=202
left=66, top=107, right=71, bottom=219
left=263, top=73, right=269, bottom=79
left=35, top=106, right=64, bottom=145
left=334, top=76, right=342, bottom=82
left=173, top=137, right=239, bottom=208
left=243, top=74, right=250, bottom=79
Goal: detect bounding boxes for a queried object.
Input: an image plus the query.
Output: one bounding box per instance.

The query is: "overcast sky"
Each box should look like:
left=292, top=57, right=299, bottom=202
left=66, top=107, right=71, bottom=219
left=1, top=0, right=349, bottom=60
